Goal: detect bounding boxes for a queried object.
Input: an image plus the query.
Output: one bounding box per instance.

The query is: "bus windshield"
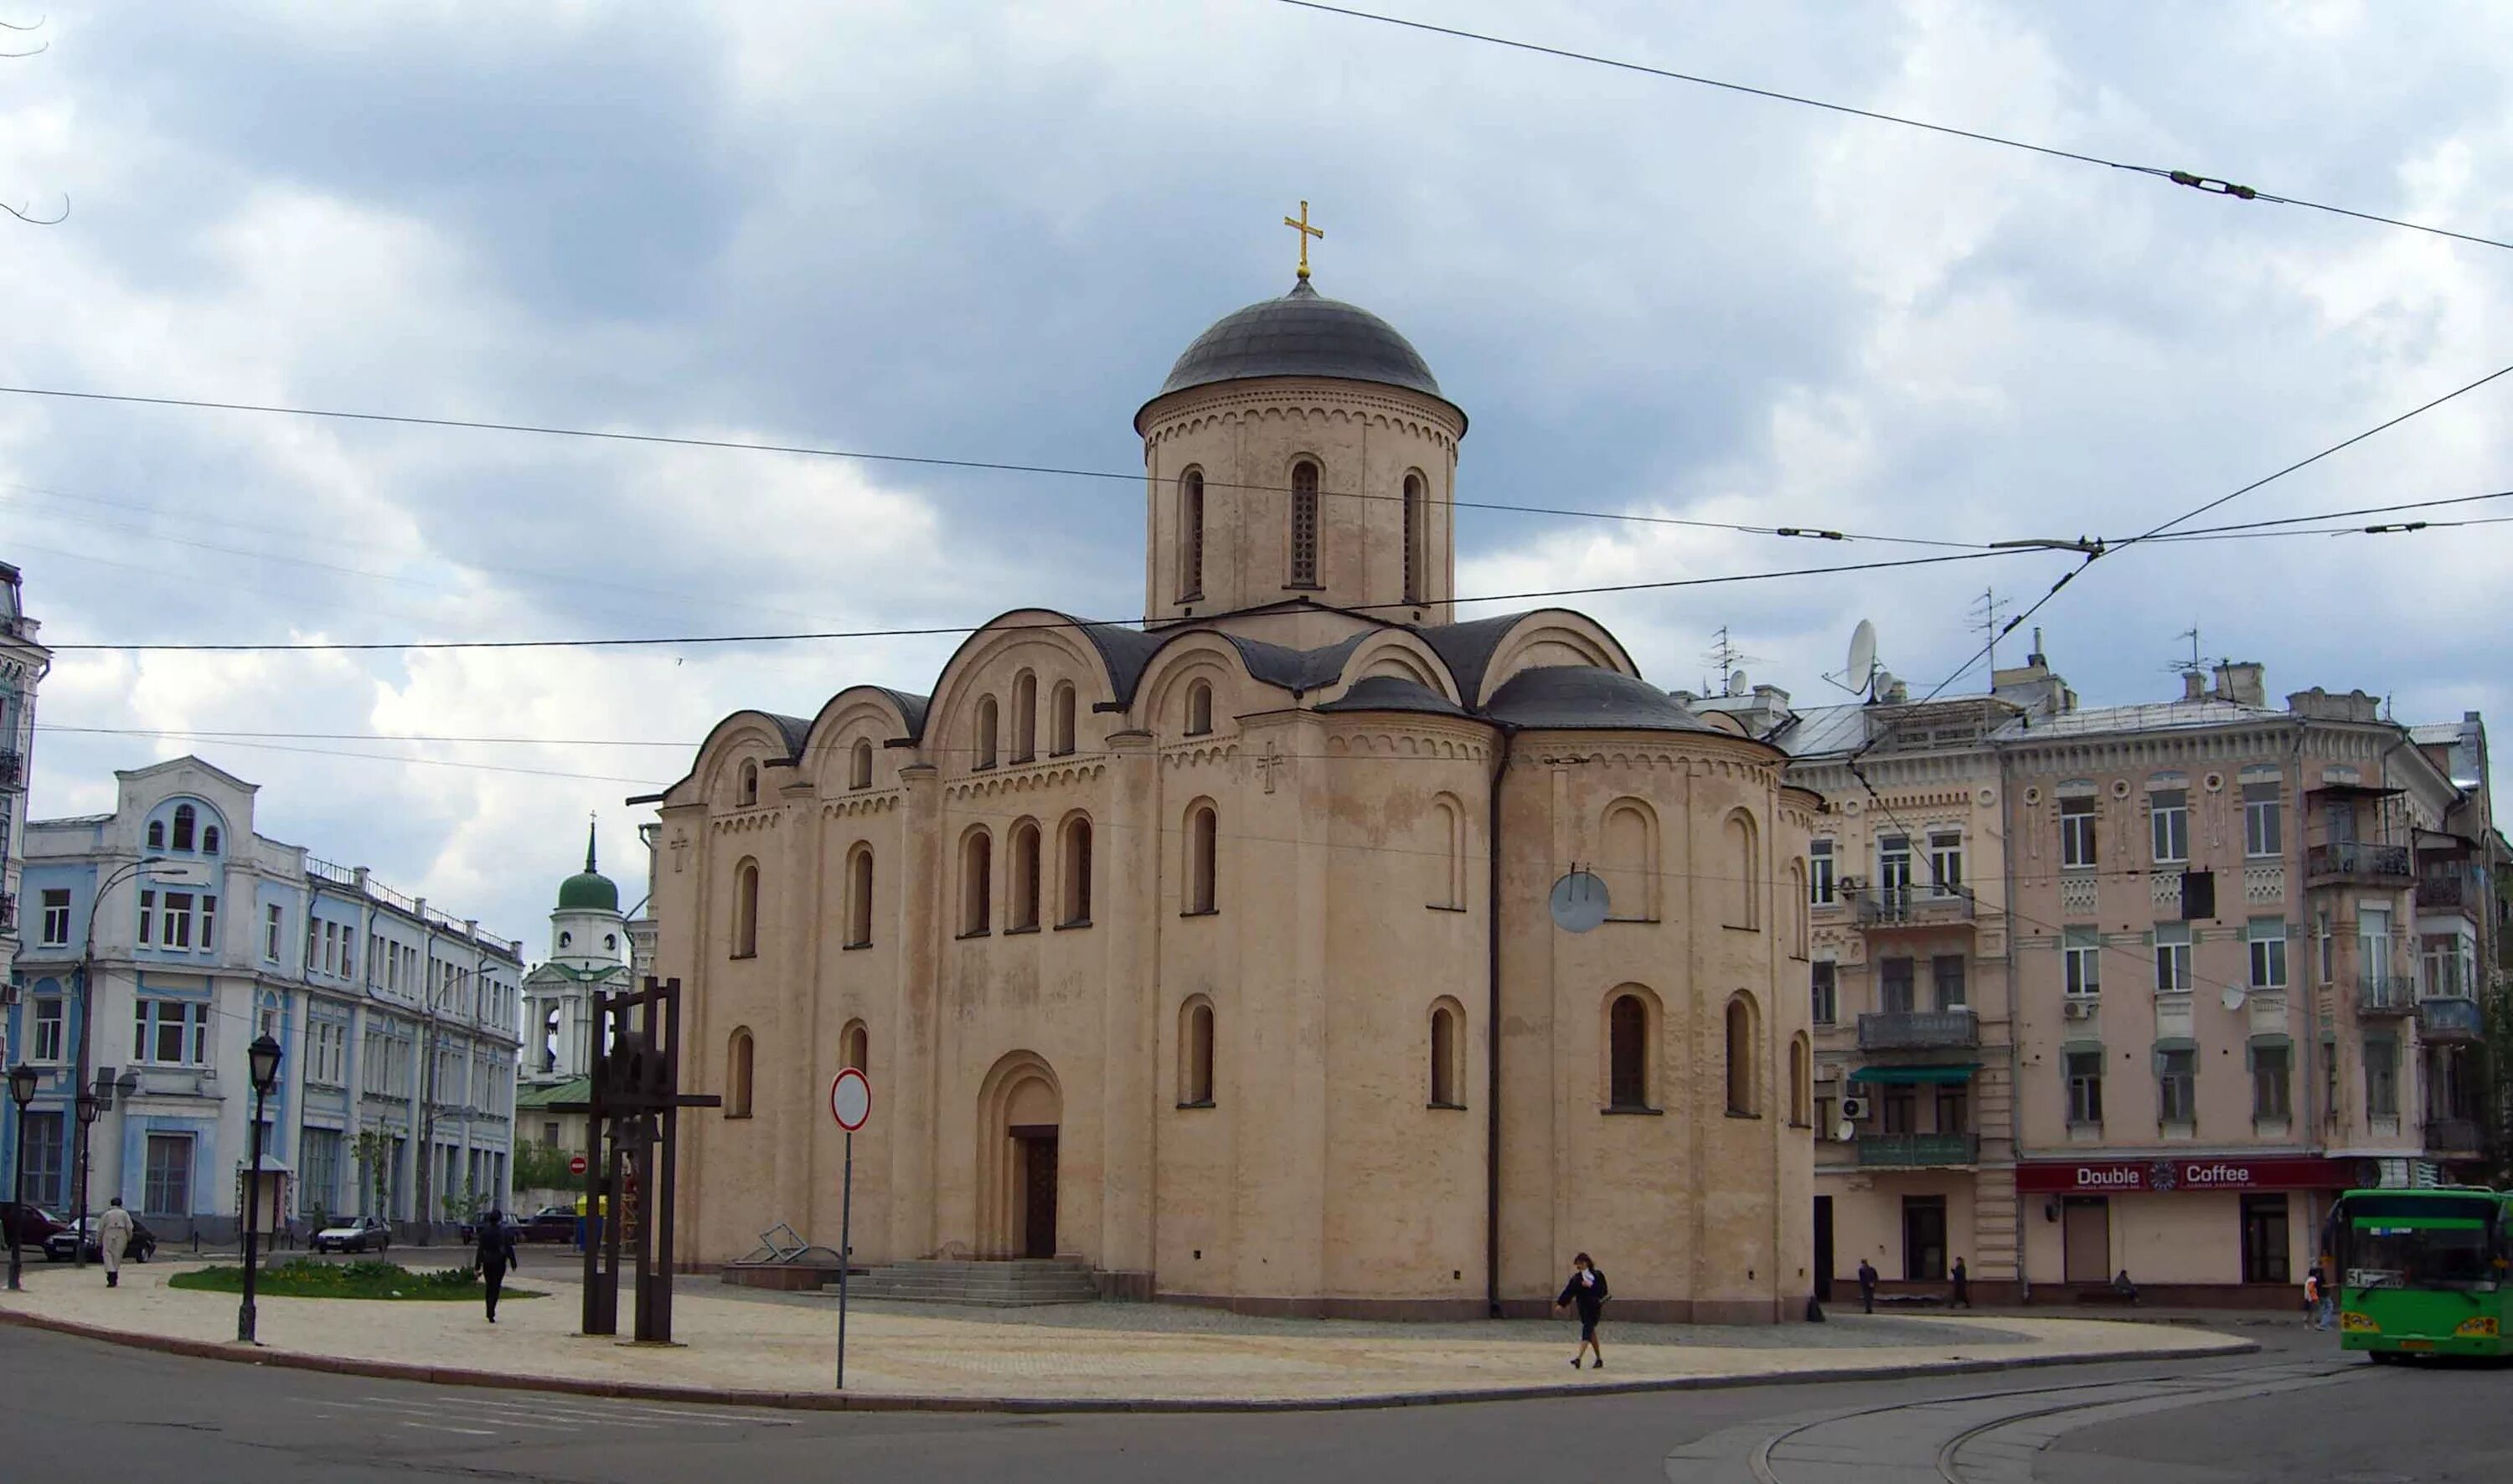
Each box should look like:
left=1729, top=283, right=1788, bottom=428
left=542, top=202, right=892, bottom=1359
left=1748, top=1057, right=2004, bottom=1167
left=2336, top=1195, right=2505, bottom=1293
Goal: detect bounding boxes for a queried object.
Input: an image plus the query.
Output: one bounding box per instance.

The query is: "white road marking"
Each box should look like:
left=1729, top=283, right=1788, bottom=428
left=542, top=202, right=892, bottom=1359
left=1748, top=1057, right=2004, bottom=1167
left=400, top=1421, right=498, bottom=1437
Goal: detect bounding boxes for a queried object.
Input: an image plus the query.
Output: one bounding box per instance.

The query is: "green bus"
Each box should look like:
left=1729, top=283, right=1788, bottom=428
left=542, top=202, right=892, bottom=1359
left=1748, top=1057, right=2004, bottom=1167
left=2327, top=1187, right=2513, bottom=1360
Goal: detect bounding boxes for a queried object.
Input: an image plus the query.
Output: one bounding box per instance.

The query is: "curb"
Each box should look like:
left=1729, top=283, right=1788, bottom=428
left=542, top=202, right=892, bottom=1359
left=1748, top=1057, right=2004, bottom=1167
left=0, top=1306, right=2261, bottom=1414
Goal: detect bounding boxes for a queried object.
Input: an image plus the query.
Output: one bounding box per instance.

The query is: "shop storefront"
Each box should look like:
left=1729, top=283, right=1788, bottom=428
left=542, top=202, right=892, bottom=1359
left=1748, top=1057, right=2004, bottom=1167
left=2016, top=1157, right=2361, bottom=1306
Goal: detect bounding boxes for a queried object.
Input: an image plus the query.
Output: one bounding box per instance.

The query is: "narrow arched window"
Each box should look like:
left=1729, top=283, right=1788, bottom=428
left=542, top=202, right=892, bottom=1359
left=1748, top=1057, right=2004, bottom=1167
left=1601, top=800, right=1658, bottom=921
left=846, top=846, right=874, bottom=947
left=1402, top=471, right=1425, bottom=604
left=1725, top=809, right=1760, bottom=930
left=1186, top=804, right=1218, bottom=914
left=1009, top=818, right=1042, bottom=930
left=202, top=826, right=221, bottom=854
left=849, top=739, right=874, bottom=791
left=1180, top=997, right=1215, bottom=1105
left=1607, top=993, right=1650, bottom=1110
left=604, top=934, right=616, bottom=951
left=739, top=760, right=760, bottom=807
left=961, top=829, right=993, bottom=935
left=173, top=803, right=197, bottom=852
left=975, top=696, right=999, bottom=770
left=727, top=1028, right=755, bottom=1118
left=1185, top=678, right=1214, bottom=736
left=1179, top=468, right=1205, bottom=600
left=1050, top=682, right=1076, bottom=756
left=1430, top=795, right=1466, bottom=909
left=841, top=1020, right=868, bottom=1074
left=1060, top=817, right=1093, bottom=925
left=1726, top=995, right=1758, bottom=1116
left=1790, top=1033, right=1812, bottom=1126
left=731, top=858, right=760, bottom=958
left=147, top=819, right=165, bottom=849
left=1430, top=1002, right=1463, bottom=1107
left=1012, top=672, right=1037, bottom=764
left=1289, top=460, right=1320, bottom=586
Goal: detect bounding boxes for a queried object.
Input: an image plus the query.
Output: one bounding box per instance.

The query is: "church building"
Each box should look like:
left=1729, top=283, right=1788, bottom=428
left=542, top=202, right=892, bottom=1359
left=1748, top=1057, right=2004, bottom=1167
left=645, top=248, right=1819, bottom=1321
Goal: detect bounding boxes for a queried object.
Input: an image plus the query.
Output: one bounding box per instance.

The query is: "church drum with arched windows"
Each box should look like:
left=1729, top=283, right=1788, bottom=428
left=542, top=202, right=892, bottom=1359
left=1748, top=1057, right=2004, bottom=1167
left=643, top=273, right=1816, bottom=1322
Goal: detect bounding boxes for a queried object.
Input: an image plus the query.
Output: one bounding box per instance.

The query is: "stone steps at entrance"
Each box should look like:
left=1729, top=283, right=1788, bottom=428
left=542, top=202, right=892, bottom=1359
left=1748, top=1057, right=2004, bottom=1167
left=835, top=1259, right=1101, bottom=1306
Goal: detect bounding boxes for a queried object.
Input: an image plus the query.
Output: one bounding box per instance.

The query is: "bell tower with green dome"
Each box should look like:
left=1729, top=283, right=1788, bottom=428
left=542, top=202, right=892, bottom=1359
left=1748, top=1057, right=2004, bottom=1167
left=521, top=823, right=630, bottom=1085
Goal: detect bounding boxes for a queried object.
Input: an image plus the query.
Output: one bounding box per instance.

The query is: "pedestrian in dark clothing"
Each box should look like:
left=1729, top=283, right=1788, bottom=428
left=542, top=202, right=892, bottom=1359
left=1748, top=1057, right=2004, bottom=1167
left=1950, top=1256, right=1971, bottom=1308
left=1855, top=1258, right=1878, bottom=1314
left=475, top=1210, right=519, bottom=1323
left=1555, top=1253, right=1609, bottom=1370
left=2111, top=1269, right=2139, bottom=1304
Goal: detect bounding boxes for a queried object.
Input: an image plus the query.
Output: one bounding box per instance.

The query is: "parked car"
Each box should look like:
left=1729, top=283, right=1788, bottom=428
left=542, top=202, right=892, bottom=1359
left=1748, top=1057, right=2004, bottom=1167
left=311, top=1216, right=392, bottom=1255
left=521, top=1206, right=578, bottom=1244
left=0, top=1201, right=67, bottom=1249
left=44, top=1214, right=157, bottom=1264
left=457, top=1211, right=522, bottom=1247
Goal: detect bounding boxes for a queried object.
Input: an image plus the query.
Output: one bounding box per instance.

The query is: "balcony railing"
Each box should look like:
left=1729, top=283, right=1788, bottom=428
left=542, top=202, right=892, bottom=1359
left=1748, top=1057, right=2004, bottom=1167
left=2306, top=841, right=2412, bottom=884
left=1857, top=1008, right=1981, bottom=1051
left=2417, top=995, right=2483, bottom=1042
left=2415, top=874, right=2479, bottom=916
left=2423, top=1116, right=2485, bottom=1156
left=1856, top=887, right=1976, bottom=928
left=2357, top=974, right=2417, bottom=1016
left=1855, top=1132, right=1979, bottom=1167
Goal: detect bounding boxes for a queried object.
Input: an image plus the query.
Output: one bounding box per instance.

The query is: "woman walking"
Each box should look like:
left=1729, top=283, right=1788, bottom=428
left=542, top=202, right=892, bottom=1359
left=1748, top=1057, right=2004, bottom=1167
left=1555, top=1252, right=1610, bottom=1370
left=475, top=1210, right=519, bottom=1323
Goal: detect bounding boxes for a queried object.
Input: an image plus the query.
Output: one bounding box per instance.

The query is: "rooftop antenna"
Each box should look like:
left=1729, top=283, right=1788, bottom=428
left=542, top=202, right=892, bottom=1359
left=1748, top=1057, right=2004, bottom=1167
left=1701, top=626, right=1762, bottom=697
left=1828, top=617, right=1881, bottom=700
left=1971, top=588, right=2010, bottom=676
left=2170, top=625, right=2209, bottom=678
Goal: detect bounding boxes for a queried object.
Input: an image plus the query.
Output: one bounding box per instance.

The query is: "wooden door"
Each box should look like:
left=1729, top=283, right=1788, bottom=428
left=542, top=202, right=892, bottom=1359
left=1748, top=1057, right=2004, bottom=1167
left=1019, top=1131, right=1058, bottom=1260
left=1813, top=1196, right=1834, bottom=1301
left=2062, top=1197, right=2110, bottom=1285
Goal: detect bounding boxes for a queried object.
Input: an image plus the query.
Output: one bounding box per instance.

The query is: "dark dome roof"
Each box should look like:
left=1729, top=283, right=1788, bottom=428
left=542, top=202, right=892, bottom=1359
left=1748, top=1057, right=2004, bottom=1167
left=1316, top=675, right=1468, bottom=718
left=1144, top=279, right=1459, bottom=426
left=1480, top=667, right=1721, bottom=734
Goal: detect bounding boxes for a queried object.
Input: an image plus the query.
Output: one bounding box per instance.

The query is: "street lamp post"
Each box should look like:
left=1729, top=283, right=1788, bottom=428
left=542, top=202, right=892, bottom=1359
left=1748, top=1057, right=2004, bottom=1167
left=238, top=1033, right=281, bottom=1346
left=7, top=1063, right=38, bottom=1292
left=71, top=856, right=174, bottom=1270
left=70, top=1091, right=103, bottom=1270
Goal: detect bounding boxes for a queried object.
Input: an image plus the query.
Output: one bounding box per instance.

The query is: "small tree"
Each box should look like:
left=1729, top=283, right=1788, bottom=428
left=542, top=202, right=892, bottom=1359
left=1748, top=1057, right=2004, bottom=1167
left=512, top=1139, right=575, bottom=1193
left=350, top=1127, right=396, bottom=1221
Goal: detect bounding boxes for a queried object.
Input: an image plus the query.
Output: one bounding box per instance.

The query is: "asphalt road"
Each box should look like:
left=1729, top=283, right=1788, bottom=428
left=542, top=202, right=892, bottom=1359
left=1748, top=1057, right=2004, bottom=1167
left=0, top=1320, right=2497, bottom=1482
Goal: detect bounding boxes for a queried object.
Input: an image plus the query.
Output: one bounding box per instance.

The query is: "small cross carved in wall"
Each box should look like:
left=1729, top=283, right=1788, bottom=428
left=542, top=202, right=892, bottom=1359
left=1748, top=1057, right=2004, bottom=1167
left=669, top=831, right=690, bottom=873
left=1256, top=742, right=1285, bottom=795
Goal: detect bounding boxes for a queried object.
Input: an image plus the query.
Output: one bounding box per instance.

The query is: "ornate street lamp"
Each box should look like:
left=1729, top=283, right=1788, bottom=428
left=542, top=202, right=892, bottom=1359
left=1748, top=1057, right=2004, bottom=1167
left=69, top=1090, right=104, bottom=1270
left=238, top=1034, right=282, bottom=1345
left=7, top=1063, right=39, bottom=1292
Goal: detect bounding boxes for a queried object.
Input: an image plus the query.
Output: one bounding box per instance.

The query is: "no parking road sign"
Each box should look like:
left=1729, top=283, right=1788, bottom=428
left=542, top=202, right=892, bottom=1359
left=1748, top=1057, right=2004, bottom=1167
left=828, top=1065, right=871, bottom=1389
left=829, top=1068, right=871, bottom=1131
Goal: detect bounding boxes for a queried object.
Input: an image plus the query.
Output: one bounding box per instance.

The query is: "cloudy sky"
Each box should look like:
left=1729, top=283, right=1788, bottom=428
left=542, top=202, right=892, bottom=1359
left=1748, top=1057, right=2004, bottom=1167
left=3, top=0, right=2509, bottom=946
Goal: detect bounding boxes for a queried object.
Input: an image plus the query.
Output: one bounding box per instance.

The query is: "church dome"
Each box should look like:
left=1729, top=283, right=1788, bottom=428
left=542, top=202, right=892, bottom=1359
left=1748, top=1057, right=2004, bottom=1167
left=1145, top=279, right=1458, bottom=425
left=556, top=822, right=621, bottom=914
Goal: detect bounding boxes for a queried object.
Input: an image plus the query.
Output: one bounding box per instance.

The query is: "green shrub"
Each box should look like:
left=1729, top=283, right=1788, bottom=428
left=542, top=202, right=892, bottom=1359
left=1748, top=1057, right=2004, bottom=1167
left=168, top=1258, right=544, bottom=1301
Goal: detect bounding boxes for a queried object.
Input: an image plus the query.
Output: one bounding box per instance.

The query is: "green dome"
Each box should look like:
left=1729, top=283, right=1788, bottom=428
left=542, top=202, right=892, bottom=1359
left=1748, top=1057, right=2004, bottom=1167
left=557, top=822, right=621, bottom=913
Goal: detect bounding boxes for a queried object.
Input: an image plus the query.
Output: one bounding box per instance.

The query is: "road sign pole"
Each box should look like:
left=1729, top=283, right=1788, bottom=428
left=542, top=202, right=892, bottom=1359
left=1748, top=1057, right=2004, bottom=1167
left=836, top=1129, right=854, bottom=1389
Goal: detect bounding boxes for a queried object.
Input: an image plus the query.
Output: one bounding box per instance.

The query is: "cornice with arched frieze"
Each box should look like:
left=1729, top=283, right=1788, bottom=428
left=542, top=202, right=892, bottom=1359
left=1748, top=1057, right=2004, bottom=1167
left=1514, top=745, right=1782, bottom=791
left=944, top=760, right=1108, bottom=801
left=818, top=792, right=902, bottom=821
left=708, top=809, right=786, bottom=836
left=1142, top=383, right=1463, bottom=453
left=1159, top=741, right=1241, bottom=771
left=1318, top=729, right=1489, bottom=762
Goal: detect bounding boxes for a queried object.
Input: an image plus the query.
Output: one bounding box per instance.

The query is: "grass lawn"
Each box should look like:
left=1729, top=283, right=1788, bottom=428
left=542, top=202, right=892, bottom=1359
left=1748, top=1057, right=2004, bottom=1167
left=169, top=1258, right=547, bottom=1301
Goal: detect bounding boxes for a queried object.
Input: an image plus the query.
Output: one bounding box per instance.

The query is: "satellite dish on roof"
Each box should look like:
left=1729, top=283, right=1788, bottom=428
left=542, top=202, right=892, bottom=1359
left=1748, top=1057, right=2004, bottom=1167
left=1728, top=669, right=1749, bottom=697
left=2220, top=986, right=2247, bottom=1013
left=1847, top=620, right=1878, bottom=697
left=1549, top=869, right=1611, bottom=933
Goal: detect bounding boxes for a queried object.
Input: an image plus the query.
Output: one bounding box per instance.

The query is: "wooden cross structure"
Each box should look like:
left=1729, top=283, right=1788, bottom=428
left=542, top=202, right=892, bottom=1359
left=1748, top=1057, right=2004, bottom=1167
left=550, top=976, right=719, bottom=1342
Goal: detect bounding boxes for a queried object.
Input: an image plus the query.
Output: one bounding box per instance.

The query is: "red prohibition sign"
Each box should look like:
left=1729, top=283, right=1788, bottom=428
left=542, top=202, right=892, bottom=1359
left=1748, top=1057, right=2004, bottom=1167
left=829, top=1067, right=871, bottom=1131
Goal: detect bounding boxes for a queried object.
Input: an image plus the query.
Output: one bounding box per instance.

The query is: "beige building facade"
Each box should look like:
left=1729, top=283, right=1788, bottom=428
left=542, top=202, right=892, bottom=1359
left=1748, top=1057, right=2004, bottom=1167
left=643, top=275, right=1816, bottom=1321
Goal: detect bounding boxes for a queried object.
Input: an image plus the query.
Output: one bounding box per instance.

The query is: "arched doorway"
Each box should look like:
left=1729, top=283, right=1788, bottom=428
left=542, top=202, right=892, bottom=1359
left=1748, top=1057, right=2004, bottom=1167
left=978, top=1052, right=1062, bottom=1260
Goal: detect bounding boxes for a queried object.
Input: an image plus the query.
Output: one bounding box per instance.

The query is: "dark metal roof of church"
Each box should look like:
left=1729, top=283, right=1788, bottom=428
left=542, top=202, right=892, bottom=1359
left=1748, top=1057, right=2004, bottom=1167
left=1143, top=278, right=1462, bottom=430
left=1479, top=666, right=1722, bottom=734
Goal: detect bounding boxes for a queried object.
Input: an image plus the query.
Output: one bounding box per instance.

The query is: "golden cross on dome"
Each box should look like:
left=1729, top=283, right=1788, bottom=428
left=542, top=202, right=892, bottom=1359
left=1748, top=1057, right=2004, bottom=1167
left=1282, top=199, right=1324, bottom=280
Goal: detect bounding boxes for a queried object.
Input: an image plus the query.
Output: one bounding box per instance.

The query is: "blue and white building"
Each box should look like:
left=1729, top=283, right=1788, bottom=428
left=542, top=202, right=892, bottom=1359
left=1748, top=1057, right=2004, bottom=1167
left=2, top=755, right=524, bottom=1240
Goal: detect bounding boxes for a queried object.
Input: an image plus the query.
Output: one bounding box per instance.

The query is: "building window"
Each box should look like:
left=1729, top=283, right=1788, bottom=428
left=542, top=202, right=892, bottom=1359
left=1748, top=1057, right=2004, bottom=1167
left=738, top=760, right=759, bottom=807
left=1008, top=818, right=1042, bottom=931
left=31, top=997, right=64, bottom=1062
left=1012, top=671, right=1038, bottom=764
left=726, top=1028, right=755, bottom=1118
left=2067, top=1051, right=2104, bottom=1125
left=2154, top=923, right=2192, bottom=993
left=22, top=1111, right=63, bottom=1206
left=1179, top=468, right=1205, bottom=599
left=1185, top=804, right=1218, bottom=915
left=1401, top=471, right=1425, bottom=604
left=2060, top=796, right=2098, bottom=868
left=1881, top=1087, right=1916, bottom=1134
left=1606, top=992, right=1651, bottom=1111
left=846, top=848, right=874, bottom=947
left=2150, top=788, right=2189, bottom=865
left=1877, top=833, right=1912, bottom=915
left=2248, top=919, right=2289, bottom=990
left=172, top=802, right=197, bottom=852
left=1937, top=1083, right=1969, bottom=1134
left=1599, top=799, right=1658, bottom=922
left=1184, top=679, right=1214, bottom=737
left=2240, top=1194, right=2292, bottom=1285
left=202, top=826, right=220, bottom=854
left=1059, top=817, right=1093, bottom=926
left=1431, top=795, right=1467, bottom=910
left=1932, top=954, right=1967, bottom=1009
left=1429, top=1000, right=1463, bottom=1108
left=201, top=894, right=218, bottom=951
left=147, top=820, right=165, bottom=850
left=2365, top=1037, right=2399, bottom=1118
left=2242, top=781, right=2282, bottom=858
left=959, top=829, right=993, bottom=935
left=1808, top=838, right=1835, bottom=904
left=1725, top=809, right=1760, bottom=929
left=1724, top=994, right=1758, bottom=1116
left=2316, top=909, right=2334, bottom=984
left=28, top=888, right=70, bottom=949
left=1050, top=683, right=1077, bottom=756
left=849, top=739, right=874, bottom=791
left=2158, top=1047, right=2197, bottom=1125
left=137, top=889, right=154, bottom=947
left=2251, top=1043, right=2291, bottom=1121
left=731, top=858, right=760, bottom=958
left=133, top=999, right=210, bottom=1066
left=1878, top=956, right=1915, bottom=1014
left=841, top=1020, right=868, bottom=1074
left=160, top=892, right=195, bottom=950
left=1179, top=997, right=1216, bottom=1107
left=2064, top=928, right=2102, bottom=997
left=1927, top=831, right=1963, bottom=896
left=142, top=1133, right=194, bottom=1217
left=264, top=903, right=282, bottom=961
left=1810, top=961, right=1837, bottom=1025
left=309, top=1021, right=347, bottom=1087
left=1288, top=460, right=1319, bottom=586
left=974, top=696, right=999, bottom=770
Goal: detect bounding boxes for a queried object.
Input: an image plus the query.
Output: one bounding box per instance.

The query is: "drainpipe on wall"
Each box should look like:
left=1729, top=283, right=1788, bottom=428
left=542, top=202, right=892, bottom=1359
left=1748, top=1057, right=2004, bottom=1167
left=1484, top=726, right=1515, bottom=1320
left=1998, top=745, right=2027, bottom=1305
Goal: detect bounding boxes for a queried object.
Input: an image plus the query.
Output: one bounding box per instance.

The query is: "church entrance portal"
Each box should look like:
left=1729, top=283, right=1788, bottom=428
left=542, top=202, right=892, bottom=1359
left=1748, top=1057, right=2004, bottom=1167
left=978, top=1052, right=1063, bottom=1260
left=1014, top=1126, right=1059, bottom=1259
